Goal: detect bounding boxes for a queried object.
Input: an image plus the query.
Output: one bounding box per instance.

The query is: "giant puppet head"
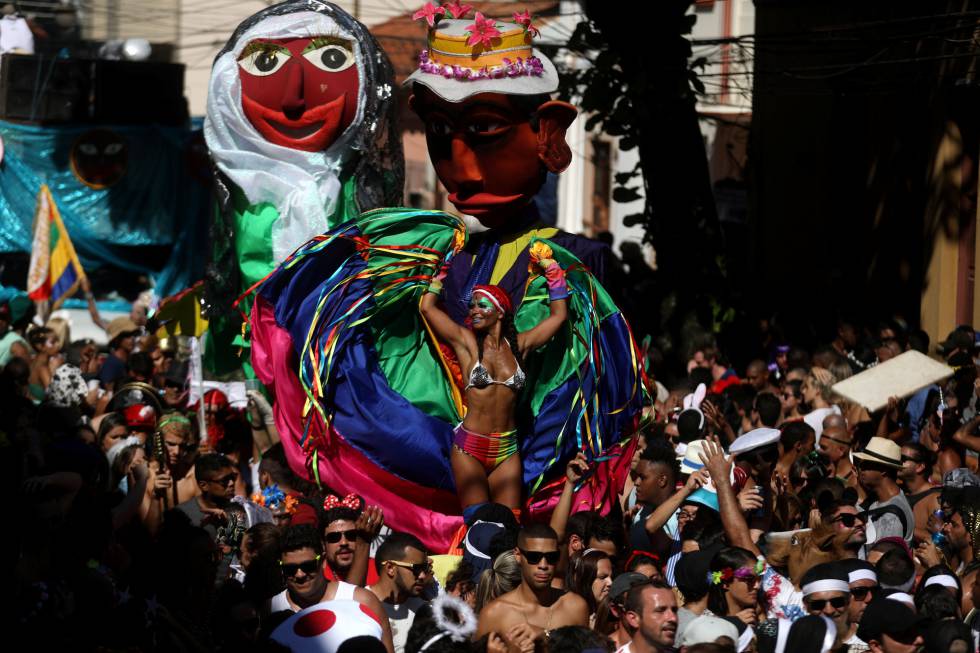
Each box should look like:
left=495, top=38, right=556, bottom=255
left=204, top=0, right=403, bottom=309
left=406, top=10, right=576, bottom=229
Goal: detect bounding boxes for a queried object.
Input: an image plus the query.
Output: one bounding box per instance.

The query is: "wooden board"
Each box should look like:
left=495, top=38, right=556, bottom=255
left=831, top=350, right=953, bottom=412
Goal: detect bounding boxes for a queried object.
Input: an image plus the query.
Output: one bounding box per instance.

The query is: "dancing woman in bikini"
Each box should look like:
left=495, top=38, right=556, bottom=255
left=420, top=251, right=568, bottom=513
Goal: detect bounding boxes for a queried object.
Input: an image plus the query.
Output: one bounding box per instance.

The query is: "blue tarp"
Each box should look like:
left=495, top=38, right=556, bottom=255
left=0, top=119, right=209, bottom=297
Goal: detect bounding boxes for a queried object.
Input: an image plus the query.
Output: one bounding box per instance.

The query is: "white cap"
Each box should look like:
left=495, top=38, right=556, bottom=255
left=729, top=428, right=781, bottom=455
left=680, top=615, right=739, bottom=647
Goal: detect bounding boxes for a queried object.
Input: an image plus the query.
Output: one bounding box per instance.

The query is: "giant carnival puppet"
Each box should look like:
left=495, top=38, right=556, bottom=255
left=249, top=4, right=645, bottom=551
left=202, top=0, right=404, bottom=373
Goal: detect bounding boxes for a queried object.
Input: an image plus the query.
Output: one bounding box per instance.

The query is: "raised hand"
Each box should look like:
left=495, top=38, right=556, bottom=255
left=357, top=504, right=385, bottom=540
left=698, top=436, right=732, bottom=487
left=684, top=468, right=710, bottom=493
left=565, top=452, right=588, bottom=484
left=915, top=540, right=942, bottom=568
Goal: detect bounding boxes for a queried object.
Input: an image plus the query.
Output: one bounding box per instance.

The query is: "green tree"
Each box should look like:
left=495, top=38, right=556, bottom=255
left=560, top=0, right=723, bottom=298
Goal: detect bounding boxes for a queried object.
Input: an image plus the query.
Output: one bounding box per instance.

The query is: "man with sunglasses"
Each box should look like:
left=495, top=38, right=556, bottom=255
left=321, top=499, right=383, bottom=586
left=833, top=508, right=869, bottom=555
left=174, top=453, right=239, bottom=540
left=840, top=559, right=879, bottom=653
left=801, top=562, right=852, bottom=648
left=475, top=524, right=588, bottom=649
left=855, top=438, right=914, bottom=545
left=368, top=532, right=431, bottom=653
left=267, top=524, right=395, bottom=652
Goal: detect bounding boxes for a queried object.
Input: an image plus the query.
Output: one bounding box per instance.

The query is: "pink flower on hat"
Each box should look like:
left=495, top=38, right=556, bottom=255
left=465, top=12, right=501, bottom=48
left=512, top=10, right=539, bottom=37
left=443, top=0, right=472, bottom=19
left=413, top=1, right=445, bottom=27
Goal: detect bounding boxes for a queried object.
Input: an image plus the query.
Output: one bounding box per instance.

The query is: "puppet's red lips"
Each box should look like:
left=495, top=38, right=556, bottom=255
left=448, top=192, right=526, bottom=215
left=267, top=120, right=325, bottom=139
left=241, top=92, right=347, bottom=152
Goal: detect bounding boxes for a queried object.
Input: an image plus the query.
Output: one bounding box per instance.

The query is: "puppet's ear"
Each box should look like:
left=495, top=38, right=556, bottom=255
left=536, top=100, right=577, bottom=173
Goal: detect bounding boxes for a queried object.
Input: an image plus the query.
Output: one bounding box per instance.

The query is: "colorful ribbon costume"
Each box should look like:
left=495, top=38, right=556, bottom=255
left=251, top=208, right=643, bottom=551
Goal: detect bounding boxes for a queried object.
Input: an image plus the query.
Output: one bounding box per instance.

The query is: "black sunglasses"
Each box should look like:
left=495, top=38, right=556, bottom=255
left=832, top=512, right=866, bottom=528
left=209, top=472, right=238, bottom=486
left=280, top=554, right=322, bottom=578
left=325, top=529, right=359, bottom=544
left=389, top=560, right=434, bottom=577
left=520, top=549, right=560, bottom=565
left=806, top=595, right=849, bottom=610
left=851, top=586, right=877, bottom=601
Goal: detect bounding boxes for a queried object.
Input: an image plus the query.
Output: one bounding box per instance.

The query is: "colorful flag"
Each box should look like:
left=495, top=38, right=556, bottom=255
left=26, top=185, right=86, bottom=309
left=154, top=281, right=209, bottom=338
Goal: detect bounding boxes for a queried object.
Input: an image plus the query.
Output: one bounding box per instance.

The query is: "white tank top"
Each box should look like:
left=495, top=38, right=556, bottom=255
left=334, top=580, right=356, bottom=601
left=266, top=580, right=358, bottom=613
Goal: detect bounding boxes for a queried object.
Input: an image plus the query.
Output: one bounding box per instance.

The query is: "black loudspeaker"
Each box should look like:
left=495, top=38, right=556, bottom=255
left=0, top=54, right=90, bottom=122
left=0, top=54, right=187, bottom=125
left=91, top=59, right=187, bottom=125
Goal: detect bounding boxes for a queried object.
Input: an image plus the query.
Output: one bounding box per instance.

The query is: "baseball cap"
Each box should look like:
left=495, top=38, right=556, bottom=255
left=609, top=572, right=649, bottom=603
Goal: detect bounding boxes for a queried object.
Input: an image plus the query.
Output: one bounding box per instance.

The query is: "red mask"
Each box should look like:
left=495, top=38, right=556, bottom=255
left=238, top=36, right=359, bottom=152
left=413, top=89, right=546, bottom=228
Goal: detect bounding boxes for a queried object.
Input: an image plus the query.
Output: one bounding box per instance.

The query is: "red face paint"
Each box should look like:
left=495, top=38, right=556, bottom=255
left=414, top=88, right=546, bottom=228
left=238, top=36, right=359, bottom=152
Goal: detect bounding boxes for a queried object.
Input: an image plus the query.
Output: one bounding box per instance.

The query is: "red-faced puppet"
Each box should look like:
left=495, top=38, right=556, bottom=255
left=203, top=0, right=405, bottom=315
left=238, top=35, right=359, bottom=152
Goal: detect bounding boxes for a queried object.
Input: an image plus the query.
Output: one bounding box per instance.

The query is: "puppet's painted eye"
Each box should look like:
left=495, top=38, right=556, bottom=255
left=239, top=45, right=291, bottom=76
left=305, top=44, right=355, bottom=72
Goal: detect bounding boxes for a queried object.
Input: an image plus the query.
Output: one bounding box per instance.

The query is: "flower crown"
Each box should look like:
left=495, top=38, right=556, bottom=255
left=708, top=559, right=766, bottom=585
left=412, top=3, right=545, bottom=82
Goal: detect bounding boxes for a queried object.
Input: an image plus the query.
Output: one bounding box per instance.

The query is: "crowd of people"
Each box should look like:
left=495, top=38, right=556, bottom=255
left=7, top=279, right=980, bottom=653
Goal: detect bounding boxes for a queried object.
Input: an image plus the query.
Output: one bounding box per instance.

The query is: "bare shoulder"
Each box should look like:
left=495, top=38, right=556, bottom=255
left=555, top=590, right=589, bottom=625
left=479, top=592, right=521, bottom=626
left=482, top=591, right=520, bottom=616
left=353, top=585, right=383, bottom=608
left=557, top=590, right=589, bottom=612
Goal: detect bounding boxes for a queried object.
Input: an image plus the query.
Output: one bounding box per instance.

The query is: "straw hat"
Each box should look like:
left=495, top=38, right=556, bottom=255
left=852, top=436, right=902, bottom=468
left=405, top=16, right=559, bottom=102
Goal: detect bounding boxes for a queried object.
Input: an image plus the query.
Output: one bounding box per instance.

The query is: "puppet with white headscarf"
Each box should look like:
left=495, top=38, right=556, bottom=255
left=202, top=0, right=403, bottom=373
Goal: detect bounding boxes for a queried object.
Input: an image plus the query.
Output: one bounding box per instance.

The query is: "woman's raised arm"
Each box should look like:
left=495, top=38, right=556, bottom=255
left=518, top=249, right=569, bottom=355
left=419, top=273, right=472, bottom=358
